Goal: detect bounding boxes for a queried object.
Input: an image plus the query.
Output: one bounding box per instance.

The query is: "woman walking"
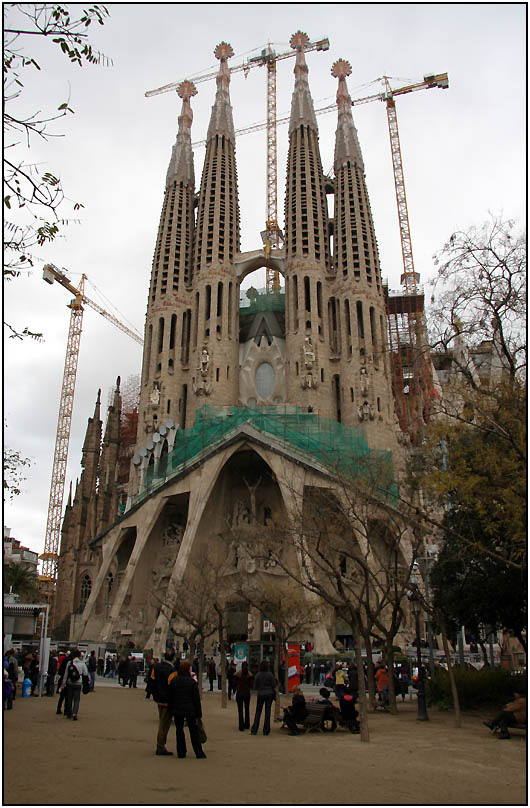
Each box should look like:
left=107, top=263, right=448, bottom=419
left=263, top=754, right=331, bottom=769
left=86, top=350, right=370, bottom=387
left=250, top=660, right=276, bottom=736
left=168, top=660, right=206, bottom=759
left=234, top=662, right=253, bottom=731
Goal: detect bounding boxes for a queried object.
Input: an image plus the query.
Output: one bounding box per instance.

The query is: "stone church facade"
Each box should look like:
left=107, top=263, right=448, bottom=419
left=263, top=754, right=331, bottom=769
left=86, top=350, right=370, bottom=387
left=56, top=34, right=424, bottom=655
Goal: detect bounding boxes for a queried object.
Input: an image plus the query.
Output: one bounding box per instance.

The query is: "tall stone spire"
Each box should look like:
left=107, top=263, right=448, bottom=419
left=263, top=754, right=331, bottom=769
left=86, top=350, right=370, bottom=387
left=283, top=31, right=332, bottom=414
left=331, top=59, right=382, bottom=290
left=288, top=30, right=319, bottom=134
left=206, top=42, right=236, bottom=142
left=137, top=82, right=198, bottom=445
left=333, top=59, right=364, bottom=172
left=330, top=59, right=396, bottom=446
left=185, top=41, right=240, bottom=424
left=166, top=80, right=197, bottom=186
left=194, top=42, right=240, bottom=276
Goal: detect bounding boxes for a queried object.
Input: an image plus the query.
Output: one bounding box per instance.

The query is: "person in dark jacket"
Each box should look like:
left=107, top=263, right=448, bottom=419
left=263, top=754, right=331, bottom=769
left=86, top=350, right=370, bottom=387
left=87, top=651, right=97, bottom=691
left=46, top=653, right=58, bottom=696
left=206, top=658, right=216, bottom=692
left=250, top=660, right=276, bottom=736
left=167, top=659, right=206, bottom=759
left=127, top=657, right=139, bottom=688
left=234, top=661, right=253, bottom=731
left=339, top=685, right=360, bottom=733
left=55, top=651, right=74, bottom=715
left=117, top=656, right=128, bottom=687
left=150, top=650, right=176, bottom=756
left=227, top=660, right=237, bottom=700
left=282, top=685, right=308, bottom=735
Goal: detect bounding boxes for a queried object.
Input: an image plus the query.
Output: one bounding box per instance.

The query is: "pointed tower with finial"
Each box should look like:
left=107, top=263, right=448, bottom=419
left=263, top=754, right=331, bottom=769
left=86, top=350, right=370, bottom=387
left=283, top=31, right=334, bottom=415
left=54, top=391, right=102, bottom=633
left=137, top=80, right=198, bottom=444
left=185, top=41, right=241, bottom=426
left=331, top=58, right=397, bottom=448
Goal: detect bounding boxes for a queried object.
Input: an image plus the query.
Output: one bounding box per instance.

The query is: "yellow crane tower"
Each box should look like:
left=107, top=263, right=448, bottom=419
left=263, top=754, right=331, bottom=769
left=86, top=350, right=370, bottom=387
left=40, top=263, right=143, bottom=609
left=145, top=35, right=330, bottom=293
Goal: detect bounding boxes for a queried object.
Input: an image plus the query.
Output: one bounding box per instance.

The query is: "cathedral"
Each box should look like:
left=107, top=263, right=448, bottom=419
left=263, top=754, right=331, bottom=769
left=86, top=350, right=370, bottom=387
left=55, top=33, right=426, bottom=655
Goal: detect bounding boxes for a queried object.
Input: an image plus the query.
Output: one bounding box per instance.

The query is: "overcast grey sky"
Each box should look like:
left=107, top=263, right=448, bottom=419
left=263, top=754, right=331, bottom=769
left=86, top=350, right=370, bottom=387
left=3, top=3, right=526, bottom=560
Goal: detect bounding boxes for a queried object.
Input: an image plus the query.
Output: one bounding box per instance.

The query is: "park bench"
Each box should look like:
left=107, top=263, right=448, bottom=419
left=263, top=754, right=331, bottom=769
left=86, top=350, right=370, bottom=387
left=281, top=701, right=338, bottom=733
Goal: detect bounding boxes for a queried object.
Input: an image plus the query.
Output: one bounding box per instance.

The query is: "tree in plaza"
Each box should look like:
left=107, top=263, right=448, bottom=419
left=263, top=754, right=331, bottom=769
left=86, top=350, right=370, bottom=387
left=152, top=545, right=221, bottom=692
left=248, top=453, right=425, bottom=738
left=4, top=3, right=111, bottom=339
left=228, top=571, right=320, bottom=719
left=419, top=216, right=526, bottom=673
left=424, top=215, right=526, bottom=568
left=3, top=560, right=40, bottom=602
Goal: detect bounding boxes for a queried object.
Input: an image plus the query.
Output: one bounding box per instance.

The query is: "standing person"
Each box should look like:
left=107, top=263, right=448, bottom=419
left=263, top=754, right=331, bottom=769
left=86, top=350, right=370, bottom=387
left=227, top=659, right=237, bottom=700
left=334, top=663, right=346, bottom=700
left=234, top=661, right=253, bottom=731
left=250, top=660, right=276, bottom=736
left=144, top=657, right=156, bottom=700
left=56, top=651, right=73, bottom=715
left=7, top=649, right=19, bottom=701
left=128, top=656, right=139, bottom=688
left=87, top=651, right=97, bottom=691
left=63, top=650, right=88, bottom=720
left=150, top=649, right=176, bottom=756
left=97, top=655, right=104, bottom=677
left=347, top=663, right=359, bottom=702
left=206, top=658, right=216, bottom=692
left=46, top=653, right=58, bottom=697
left=29, top=653, right=39, bottom=696
left=339, top=685, right=360, bottom=733
left=374, top=664, right=389, bottom=707
left=398, top=666, right=410, bottom=702
left=167, top=659, right=206, bottom=759
left=117, top=656, right=128, bottom=687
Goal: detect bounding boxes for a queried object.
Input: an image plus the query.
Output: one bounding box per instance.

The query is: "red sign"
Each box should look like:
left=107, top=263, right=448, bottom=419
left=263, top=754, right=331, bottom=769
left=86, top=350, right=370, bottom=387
left=287, top=643, right=301, bottom=692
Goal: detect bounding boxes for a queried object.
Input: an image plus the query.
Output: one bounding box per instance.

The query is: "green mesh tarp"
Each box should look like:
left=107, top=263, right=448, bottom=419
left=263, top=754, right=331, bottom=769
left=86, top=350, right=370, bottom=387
left=141, top=405, right=398, bottom=503
left=239, top=291, right=285, bottom=316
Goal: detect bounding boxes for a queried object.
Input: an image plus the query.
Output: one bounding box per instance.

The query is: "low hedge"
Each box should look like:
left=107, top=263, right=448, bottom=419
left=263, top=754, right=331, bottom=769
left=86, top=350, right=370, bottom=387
left=426, top=667, right=526, bottom=710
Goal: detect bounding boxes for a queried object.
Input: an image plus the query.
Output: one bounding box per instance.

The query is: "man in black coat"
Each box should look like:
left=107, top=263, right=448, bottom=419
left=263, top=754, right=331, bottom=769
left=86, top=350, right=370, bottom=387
left=46, top=653, right=58, bottom=696
left=150, top=650, right=176, bottom=756
left=167, top=659, right=206, bottom=759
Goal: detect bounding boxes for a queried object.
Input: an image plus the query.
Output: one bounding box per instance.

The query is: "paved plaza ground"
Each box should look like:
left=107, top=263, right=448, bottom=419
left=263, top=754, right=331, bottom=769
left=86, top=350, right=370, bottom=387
left=3, top=677, right=527, bottom=806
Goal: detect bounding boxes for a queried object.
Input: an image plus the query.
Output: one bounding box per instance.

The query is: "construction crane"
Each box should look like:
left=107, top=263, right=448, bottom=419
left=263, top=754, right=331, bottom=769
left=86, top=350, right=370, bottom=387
left=39, top=263, right=143, bottom=610
left=145, top=36, right=330, bottom=293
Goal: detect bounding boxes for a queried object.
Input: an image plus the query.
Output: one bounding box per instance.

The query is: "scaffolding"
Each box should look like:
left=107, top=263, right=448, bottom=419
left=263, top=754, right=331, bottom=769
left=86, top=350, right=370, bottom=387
left=386, top=284, right=435, bottom=445
left=140, top=404, right=397, bottom=503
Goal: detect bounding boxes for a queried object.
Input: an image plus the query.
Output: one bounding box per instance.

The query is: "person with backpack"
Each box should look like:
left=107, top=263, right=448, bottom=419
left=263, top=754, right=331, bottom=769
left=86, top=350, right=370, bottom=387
left=64, top=649, right=88, bottom=721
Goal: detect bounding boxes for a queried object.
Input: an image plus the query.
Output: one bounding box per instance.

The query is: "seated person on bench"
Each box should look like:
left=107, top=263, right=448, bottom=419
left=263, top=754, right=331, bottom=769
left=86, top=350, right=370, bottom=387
left=483, top=691, right=526, bottom=739
left=339, top=685, right=360, bottom=732
left=283, top=685, right=308, bottom=735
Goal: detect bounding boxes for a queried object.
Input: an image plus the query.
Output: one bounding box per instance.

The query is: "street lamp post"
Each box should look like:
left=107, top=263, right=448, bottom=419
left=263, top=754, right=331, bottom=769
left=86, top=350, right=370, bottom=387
left=409, top=588, right=429, bottom=721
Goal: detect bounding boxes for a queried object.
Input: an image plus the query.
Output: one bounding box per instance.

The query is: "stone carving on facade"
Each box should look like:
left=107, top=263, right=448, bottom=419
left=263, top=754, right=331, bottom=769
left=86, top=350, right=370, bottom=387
left=360, top=366, right=370, bottom=395
left=358, top=401, right=376, bottom=422
left=193, top=344, right=212, bottom=396
left=162, top=522, right=184, bottom=547
left=301, top=336, right=319, bottom=389
left=150, top=382, right=161, bottom=408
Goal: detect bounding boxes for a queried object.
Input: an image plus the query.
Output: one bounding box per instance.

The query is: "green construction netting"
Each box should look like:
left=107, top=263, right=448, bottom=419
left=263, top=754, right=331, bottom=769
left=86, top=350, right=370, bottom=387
left=140, top=405, right=398, bottom=504
left=240, top=291, right=285, bottom=316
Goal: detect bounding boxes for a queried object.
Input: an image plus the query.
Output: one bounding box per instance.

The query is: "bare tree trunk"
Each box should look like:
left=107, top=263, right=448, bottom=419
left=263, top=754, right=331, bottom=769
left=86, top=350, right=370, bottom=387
left=440, top=618, right=461, bottom=728
left=197, top=643, right=204, bottom=692
left=361, top=628, right=376, bottom=710
left=218, top=611, right=227, bottom=709
left=385, top=637, right=397, bottom=714
left=353, top=615, right=370, bottom=742
left=273, top=635, right=281, bottom=720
